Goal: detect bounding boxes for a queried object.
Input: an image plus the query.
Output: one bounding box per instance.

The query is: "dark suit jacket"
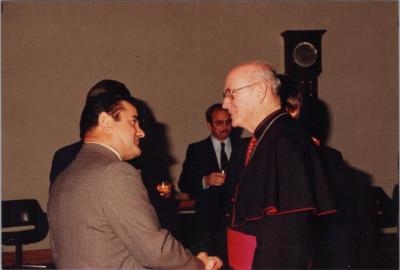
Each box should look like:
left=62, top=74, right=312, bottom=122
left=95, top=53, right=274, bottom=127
left=179, top=137, right=221, bottom=199
left=178, top=136, right=237, bottom=260
left=49, top=141, right=82, bottom=186
left=48, top=143, right=202, bottom=269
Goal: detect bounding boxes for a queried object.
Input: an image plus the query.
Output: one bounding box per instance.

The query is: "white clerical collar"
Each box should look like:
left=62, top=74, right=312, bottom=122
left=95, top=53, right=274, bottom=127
left=85, top=142, right=122, bottom=161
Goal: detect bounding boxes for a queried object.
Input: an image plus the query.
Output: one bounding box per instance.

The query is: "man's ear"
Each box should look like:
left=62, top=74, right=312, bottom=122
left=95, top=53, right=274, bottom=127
left=98, top=112, right=113, bottom=130
left=257, top=81, right=268, bottom=103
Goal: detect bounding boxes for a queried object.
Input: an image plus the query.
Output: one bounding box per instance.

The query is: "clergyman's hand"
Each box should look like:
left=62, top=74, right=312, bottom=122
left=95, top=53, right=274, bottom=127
left=196, top=252, right=223, bottom=270
left=206, top=256, right=223, bottom=270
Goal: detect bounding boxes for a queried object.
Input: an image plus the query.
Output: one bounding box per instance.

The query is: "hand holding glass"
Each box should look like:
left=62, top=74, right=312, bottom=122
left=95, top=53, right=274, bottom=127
left=156, top=181, right=172, bottom=198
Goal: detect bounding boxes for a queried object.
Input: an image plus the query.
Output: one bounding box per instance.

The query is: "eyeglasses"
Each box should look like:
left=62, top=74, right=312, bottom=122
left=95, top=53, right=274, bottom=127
left=212, top=119, right=232, bottom=126
left=222, top=81, right=261, bottom=99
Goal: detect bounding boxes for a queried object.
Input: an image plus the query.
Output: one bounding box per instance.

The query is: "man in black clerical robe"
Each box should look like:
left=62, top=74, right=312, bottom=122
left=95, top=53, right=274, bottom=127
left=222, top=61, right=336, bottom=269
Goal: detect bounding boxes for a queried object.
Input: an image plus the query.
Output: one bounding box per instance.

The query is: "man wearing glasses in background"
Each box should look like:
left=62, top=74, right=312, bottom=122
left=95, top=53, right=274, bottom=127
left=179, top=103, right=238, bottom=266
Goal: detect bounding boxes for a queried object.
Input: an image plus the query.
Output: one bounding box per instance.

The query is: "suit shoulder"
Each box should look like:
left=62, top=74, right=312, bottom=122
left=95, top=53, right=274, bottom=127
left=106, top=161, right=141, bottom=178
left=187, top=137, right=211, bottom=148
left=273, top=115, right=305, bottom=137
left=101, top=162, right=146, bottom=195
left=275, top=113, right=296, bottom=127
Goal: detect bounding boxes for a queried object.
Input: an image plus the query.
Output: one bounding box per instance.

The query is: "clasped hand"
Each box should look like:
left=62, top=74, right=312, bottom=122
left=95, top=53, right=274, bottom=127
left=196, top=252, right=223, bottom=270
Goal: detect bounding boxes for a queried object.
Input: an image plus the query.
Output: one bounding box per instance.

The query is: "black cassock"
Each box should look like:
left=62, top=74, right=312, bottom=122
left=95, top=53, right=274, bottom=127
left=226, top=109, right=336, bottom=269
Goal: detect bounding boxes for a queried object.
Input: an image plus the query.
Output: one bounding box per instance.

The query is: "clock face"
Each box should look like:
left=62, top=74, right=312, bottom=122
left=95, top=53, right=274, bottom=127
left=293, top=42, right=318, bottom=68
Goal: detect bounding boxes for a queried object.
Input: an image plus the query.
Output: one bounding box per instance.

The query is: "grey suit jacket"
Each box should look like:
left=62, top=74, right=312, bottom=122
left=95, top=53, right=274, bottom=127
left=48, top=143, right=203, bottom=269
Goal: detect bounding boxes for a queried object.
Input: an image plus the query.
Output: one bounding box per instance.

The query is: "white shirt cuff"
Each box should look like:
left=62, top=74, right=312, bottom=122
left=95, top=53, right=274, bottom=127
left=202, top=176, right=209, bottom=189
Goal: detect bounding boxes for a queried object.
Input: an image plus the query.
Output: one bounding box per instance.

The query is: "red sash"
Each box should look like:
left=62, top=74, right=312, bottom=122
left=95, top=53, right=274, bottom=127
left=227, top=228, right=256, bottom=270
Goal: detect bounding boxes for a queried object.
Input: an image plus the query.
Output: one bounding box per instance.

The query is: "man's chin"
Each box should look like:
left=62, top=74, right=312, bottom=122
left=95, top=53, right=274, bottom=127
left=127, top=148, right=142, bottom=160
left=134, top=149, right=142, bottom=158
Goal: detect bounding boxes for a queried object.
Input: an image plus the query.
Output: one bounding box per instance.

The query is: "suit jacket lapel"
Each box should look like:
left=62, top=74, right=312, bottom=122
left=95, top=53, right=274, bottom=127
left=206, top=137, right=221, bottom=171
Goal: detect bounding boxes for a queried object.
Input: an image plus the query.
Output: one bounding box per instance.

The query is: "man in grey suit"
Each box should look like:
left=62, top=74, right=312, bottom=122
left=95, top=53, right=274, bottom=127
left=48, top=92, right=222, bottom=269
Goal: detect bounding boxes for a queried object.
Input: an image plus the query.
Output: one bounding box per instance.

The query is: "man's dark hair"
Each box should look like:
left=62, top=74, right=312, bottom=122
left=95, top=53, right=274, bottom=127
left=205, top=103, right=226, bottom=123
left=79, top=93, right=138, bottom=140
left=277, top=74, right=301, bottom=111
left=86, top=79, right=131, bottom=104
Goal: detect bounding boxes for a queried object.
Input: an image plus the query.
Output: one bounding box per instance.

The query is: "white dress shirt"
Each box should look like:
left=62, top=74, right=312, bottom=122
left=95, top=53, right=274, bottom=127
left=202, top=136, right=232, bottom=189
left=210, top=136, right=232, bottom=169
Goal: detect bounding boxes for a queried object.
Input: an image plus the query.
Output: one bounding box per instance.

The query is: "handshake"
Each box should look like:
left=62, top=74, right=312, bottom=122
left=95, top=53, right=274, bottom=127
left=196, top=252, right=223, bottom=270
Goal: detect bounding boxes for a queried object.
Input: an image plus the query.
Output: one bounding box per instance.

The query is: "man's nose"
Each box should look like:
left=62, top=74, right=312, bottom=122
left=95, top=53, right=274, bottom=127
left=136, top=126, right=145, bottom=138
left=223, top=120, right=232, bottom=128
left=222, top=98, right=230, bottom=109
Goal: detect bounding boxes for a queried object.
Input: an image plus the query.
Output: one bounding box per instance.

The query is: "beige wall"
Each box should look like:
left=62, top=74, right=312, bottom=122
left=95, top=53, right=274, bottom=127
left=2, top=1, right=398, bottom=251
